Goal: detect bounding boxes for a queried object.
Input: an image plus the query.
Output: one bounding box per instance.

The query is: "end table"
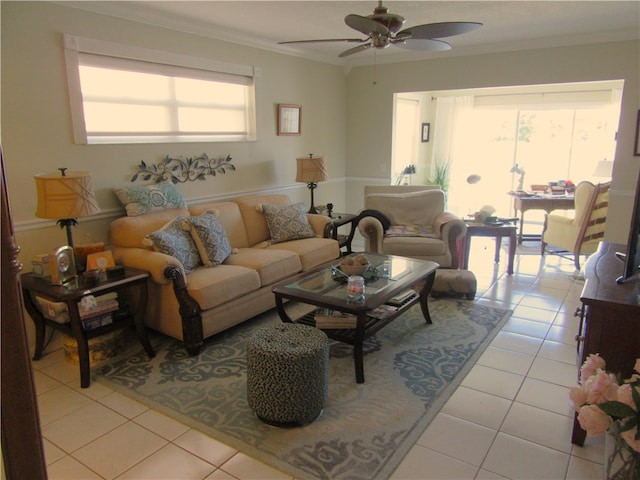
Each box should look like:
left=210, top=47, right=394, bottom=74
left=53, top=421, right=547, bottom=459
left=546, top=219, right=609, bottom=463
left=322, top=213, right=357, bottom=254
left=461, top=222, right=517, bottom=275
left=21, top=267, right=155, bottom=388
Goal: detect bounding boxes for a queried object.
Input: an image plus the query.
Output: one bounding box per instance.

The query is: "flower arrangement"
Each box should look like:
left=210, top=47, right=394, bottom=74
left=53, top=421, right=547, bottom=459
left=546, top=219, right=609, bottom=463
left=569, top=354, right=640, bottom=479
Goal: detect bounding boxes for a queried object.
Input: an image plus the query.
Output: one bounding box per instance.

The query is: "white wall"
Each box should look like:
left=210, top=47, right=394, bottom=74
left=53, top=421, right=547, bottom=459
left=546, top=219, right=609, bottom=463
left=2, top=1, right=348, bottom=268
left=345, top=41, right=640, bottom=244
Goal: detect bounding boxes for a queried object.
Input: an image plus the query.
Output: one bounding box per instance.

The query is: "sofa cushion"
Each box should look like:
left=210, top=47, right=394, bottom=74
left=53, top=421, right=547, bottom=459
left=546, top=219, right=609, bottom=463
left=189, top=201, right=250, bottom=248
left=114, top=181, right=187, bottom=217
left=266, top=237, right=340, bottom=271
left=110, top=207, right=190, bottom=249
left=261, top=202, right=316, bottom=243
left=224, top=248, right=301, bottom=285
left=382, top=235, right=446, bottom=258
left=147, top=216, right=201, bottom=273
left=235, top=194, right=292, bottom=246
left=186, top=265, right=261, bottom=310
left=366, top=190, right=444, bottom=226
left=186, top=212, right=232, bottom=267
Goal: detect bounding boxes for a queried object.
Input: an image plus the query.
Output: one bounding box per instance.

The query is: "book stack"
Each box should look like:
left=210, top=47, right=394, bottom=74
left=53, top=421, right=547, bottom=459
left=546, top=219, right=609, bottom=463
left=79, top=293, right=119, bottom=331
left=314, top=309, right=357, bottom=329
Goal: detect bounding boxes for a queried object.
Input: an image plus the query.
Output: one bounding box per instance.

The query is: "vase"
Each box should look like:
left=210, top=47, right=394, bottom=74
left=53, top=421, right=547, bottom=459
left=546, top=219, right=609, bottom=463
left=604, top=423, right=640, bottom=480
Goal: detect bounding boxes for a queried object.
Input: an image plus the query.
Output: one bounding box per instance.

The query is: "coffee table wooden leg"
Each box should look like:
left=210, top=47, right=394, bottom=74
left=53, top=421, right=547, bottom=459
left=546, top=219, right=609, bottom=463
left=275, top=294, right=293, bottom=323
left=419, top=271, right=436, bottom=324
left=353, top=312, right=367, bottom=384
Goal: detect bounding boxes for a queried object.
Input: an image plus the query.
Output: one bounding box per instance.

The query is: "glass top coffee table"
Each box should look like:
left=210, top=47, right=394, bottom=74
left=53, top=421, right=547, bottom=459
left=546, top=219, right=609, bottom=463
left=272, top=253, right=438, bottom=383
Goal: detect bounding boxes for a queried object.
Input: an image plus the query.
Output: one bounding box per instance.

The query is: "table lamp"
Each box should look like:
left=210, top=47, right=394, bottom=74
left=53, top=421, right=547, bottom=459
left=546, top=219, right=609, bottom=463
left=296, top=154, right=328, bottom=214
left=34, top=168, right=100, bottom=249
left=593, top=158, right=613, bottom=178
left=510, top=164, right=526, bottom=191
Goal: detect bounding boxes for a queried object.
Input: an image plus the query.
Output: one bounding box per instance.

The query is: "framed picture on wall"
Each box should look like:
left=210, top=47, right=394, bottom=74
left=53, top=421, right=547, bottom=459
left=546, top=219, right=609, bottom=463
left=277, top=104, right=301, bottom=136
left=421, top=123, right=430, bottom=142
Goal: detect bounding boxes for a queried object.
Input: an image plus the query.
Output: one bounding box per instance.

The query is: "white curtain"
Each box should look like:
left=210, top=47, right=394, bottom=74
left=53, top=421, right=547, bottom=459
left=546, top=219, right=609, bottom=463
left=433, top=96, right=473, bottom=213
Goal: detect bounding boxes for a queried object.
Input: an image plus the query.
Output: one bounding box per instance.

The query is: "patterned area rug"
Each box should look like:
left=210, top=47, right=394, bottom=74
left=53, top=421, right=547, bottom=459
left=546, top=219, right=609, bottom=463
left=95, top=299, right=511, bottom=480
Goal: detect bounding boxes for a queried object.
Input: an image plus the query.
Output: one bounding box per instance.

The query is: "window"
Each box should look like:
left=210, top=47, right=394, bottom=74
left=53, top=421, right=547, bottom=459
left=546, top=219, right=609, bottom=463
left=64, top=34, right=257, bottom=144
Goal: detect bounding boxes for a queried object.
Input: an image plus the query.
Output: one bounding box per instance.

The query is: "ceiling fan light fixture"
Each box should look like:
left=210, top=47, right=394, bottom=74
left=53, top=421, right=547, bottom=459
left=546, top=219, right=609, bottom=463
left=278, top=2, right=482, bottom=58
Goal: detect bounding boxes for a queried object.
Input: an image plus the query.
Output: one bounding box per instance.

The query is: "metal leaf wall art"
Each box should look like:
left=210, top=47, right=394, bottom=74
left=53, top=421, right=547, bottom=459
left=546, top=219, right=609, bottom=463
left=131, top=154, right=235, bottom=184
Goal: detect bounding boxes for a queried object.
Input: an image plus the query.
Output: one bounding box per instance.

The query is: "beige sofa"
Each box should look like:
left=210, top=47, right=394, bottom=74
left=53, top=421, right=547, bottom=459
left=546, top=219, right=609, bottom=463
left=357, top=185, right=467, bottom=268
left=109, top=194, right=340, bottom=355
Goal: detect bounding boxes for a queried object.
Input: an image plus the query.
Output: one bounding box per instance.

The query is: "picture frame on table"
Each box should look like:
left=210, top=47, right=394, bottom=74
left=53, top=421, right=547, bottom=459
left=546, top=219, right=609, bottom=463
left=277, top=104, right=301, bottom=136
left=421, top=123, right=430, bottom=142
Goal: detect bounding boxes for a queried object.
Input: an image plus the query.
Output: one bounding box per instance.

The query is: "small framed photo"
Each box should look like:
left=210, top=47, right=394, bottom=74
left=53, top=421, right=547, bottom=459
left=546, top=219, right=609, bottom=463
left=421, top=123, right=430, bottom=142
left=278, top=104, right=301, bottom=136
left=86, top=250, right=115, bottom=271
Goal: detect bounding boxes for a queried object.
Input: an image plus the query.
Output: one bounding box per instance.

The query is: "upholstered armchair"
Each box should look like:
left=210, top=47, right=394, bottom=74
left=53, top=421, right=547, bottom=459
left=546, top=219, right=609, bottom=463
left=357, top=185, right=467, bottom=268
left=541, top=180, right=611, bottom=270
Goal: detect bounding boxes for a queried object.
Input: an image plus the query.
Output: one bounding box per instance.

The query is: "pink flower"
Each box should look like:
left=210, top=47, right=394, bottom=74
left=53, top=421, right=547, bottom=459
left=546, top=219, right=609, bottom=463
left=580, top=354, right=606, bottom=383
left=621, top=427, right=640, bottom=453
left=615, top=384, right=637, bottom=411
left=583, top=370, right=619, bottom=404
left=634, top=358, right=640, bottom=375
left=577, top=405, right=613, bottom=435
left=568, top=386, right=588, bottom=412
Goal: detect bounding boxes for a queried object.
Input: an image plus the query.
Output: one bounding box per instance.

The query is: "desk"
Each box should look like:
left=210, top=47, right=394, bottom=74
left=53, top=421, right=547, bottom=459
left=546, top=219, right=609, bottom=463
left=21, top=268, right=155, bottom=388
left=508, top=192, right=574, bottom=244
left=461, top=223, right=517, bottom=275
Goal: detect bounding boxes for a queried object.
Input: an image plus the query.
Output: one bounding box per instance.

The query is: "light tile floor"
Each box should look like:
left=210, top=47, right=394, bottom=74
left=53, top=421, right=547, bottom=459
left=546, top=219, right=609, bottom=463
left=32, top=238, right=605, bottom=479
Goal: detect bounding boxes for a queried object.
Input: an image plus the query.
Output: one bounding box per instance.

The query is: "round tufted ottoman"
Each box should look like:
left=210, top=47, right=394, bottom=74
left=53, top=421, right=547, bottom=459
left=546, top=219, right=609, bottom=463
left=246, top=323, right=329, bottom=427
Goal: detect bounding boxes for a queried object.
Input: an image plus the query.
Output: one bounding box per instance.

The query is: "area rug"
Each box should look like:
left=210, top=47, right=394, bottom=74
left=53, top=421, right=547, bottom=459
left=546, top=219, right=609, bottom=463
left=95, top=298, right=511, bottom=480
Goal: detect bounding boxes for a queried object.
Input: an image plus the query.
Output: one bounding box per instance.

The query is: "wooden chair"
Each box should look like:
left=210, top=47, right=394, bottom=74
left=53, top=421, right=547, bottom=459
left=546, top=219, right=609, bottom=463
left=541, top=181, right=611, bottom=270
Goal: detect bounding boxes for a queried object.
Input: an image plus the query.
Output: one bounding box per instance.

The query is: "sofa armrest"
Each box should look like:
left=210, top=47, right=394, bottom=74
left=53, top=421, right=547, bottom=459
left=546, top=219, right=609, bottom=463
left=434, top=213, right=467, bottom=269
left=111, top=247, right=185, bottom=285
left=307, top=213, right=332, bottom=236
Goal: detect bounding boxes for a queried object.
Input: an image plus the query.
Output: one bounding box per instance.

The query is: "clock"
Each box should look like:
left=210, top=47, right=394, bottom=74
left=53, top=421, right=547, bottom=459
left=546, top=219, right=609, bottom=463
left=50, top=245, right=76, bottom=285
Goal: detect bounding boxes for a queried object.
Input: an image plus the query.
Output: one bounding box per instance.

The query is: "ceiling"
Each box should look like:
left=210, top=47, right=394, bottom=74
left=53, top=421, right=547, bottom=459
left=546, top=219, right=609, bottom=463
left=62, top=1, right=640, bottom=67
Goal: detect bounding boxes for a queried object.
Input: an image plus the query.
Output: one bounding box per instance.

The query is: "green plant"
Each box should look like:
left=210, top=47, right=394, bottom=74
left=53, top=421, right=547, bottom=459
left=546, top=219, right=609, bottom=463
left=428, top=160, right=450, bottom=191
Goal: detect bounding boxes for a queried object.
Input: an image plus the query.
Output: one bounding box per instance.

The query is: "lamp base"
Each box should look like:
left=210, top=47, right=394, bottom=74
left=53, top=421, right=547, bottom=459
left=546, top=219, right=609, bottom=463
left=307, top=182, right=318, bottom=214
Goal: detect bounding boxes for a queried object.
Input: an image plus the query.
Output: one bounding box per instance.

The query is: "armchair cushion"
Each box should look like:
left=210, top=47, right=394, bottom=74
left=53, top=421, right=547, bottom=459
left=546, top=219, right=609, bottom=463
left=366, top=190, right=444, bottom=226
left=385, top=225, right=438, bottom=238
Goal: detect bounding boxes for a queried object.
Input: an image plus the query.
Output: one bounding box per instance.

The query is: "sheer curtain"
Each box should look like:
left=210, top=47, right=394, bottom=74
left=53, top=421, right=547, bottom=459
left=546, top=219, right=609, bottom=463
left=433, top=96, right=473, bottom=213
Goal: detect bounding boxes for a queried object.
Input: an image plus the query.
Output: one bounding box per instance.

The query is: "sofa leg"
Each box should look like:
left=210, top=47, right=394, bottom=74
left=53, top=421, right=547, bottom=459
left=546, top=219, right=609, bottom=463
left=164, top=265, right=204, bottom=356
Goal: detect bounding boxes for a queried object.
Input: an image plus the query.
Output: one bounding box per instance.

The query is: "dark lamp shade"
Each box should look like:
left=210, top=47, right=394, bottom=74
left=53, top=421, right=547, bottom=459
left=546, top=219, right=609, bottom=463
left=34, top=171, right=100, bottom=220
left=296, top=156, right=328, bottom=183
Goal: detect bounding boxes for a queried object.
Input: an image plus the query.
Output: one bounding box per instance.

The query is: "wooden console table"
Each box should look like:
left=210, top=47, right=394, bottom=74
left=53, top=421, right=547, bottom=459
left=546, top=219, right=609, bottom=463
left=571, top=241, right=640, bottom=446
left=508, top=192, right=574, bottom=243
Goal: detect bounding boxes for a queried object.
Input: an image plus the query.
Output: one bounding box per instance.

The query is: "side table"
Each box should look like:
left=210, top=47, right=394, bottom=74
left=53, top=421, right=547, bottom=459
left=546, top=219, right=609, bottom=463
left=21, top=267, right=155, bottom=388
left=323, top=213, right=357, bottom=254
left=461, top=222, right=517, bottom=275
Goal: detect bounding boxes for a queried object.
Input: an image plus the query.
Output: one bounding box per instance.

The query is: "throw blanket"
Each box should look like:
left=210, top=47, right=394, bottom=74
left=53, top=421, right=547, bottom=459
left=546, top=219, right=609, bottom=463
left=385, top=225, right=438, bottom=238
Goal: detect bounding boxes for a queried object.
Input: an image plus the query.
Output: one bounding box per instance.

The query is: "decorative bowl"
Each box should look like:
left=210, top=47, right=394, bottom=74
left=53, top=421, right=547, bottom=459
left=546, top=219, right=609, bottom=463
left=339, top=262, right=371, bottom=277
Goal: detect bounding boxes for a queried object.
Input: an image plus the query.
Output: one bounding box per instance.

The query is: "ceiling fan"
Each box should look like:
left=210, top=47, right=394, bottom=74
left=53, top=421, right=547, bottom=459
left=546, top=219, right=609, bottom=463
left=278, top=1, right=482, bottom=57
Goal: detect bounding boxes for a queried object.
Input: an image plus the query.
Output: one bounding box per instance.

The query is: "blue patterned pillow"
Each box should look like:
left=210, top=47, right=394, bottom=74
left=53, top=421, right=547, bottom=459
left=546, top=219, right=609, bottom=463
left=187, top=212, right=232, bottom=267
left=114, top=181, right=186, bottom=216
left=261, top=202, right=315, bottom=244
left=147, top=216, right=200, bottom=273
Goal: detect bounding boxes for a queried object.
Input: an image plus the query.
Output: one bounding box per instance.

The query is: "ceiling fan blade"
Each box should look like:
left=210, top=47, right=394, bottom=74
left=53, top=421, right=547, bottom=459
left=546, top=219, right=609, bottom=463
left=397, top=21, right=483, bottom=40
left=339, top=43, right=373, bottom=58
left=393, top=38, right=451, bottom=52
left=345, top=14, right=389, bottom=36
left=279, top=38, right=368, bottom=45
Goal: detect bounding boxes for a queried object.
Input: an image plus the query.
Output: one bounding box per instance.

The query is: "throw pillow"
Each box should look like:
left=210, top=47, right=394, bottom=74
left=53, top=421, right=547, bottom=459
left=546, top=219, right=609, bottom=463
left=114, top=181, right=187, bottom=217
left=186, top=211, right=232, bottom=267
left=261, top=202, right=315, bottom=244
left=147, top=216, right=200, bottom=273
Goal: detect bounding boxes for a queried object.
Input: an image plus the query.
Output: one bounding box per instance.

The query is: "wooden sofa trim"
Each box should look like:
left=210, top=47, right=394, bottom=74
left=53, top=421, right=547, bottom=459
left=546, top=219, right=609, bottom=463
left=164, top=265, right=203, bottom=356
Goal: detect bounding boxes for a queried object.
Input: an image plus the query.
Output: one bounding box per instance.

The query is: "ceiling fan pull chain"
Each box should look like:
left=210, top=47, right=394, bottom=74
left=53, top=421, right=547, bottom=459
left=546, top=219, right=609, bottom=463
left=373, top=49, right=377, bottom=86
